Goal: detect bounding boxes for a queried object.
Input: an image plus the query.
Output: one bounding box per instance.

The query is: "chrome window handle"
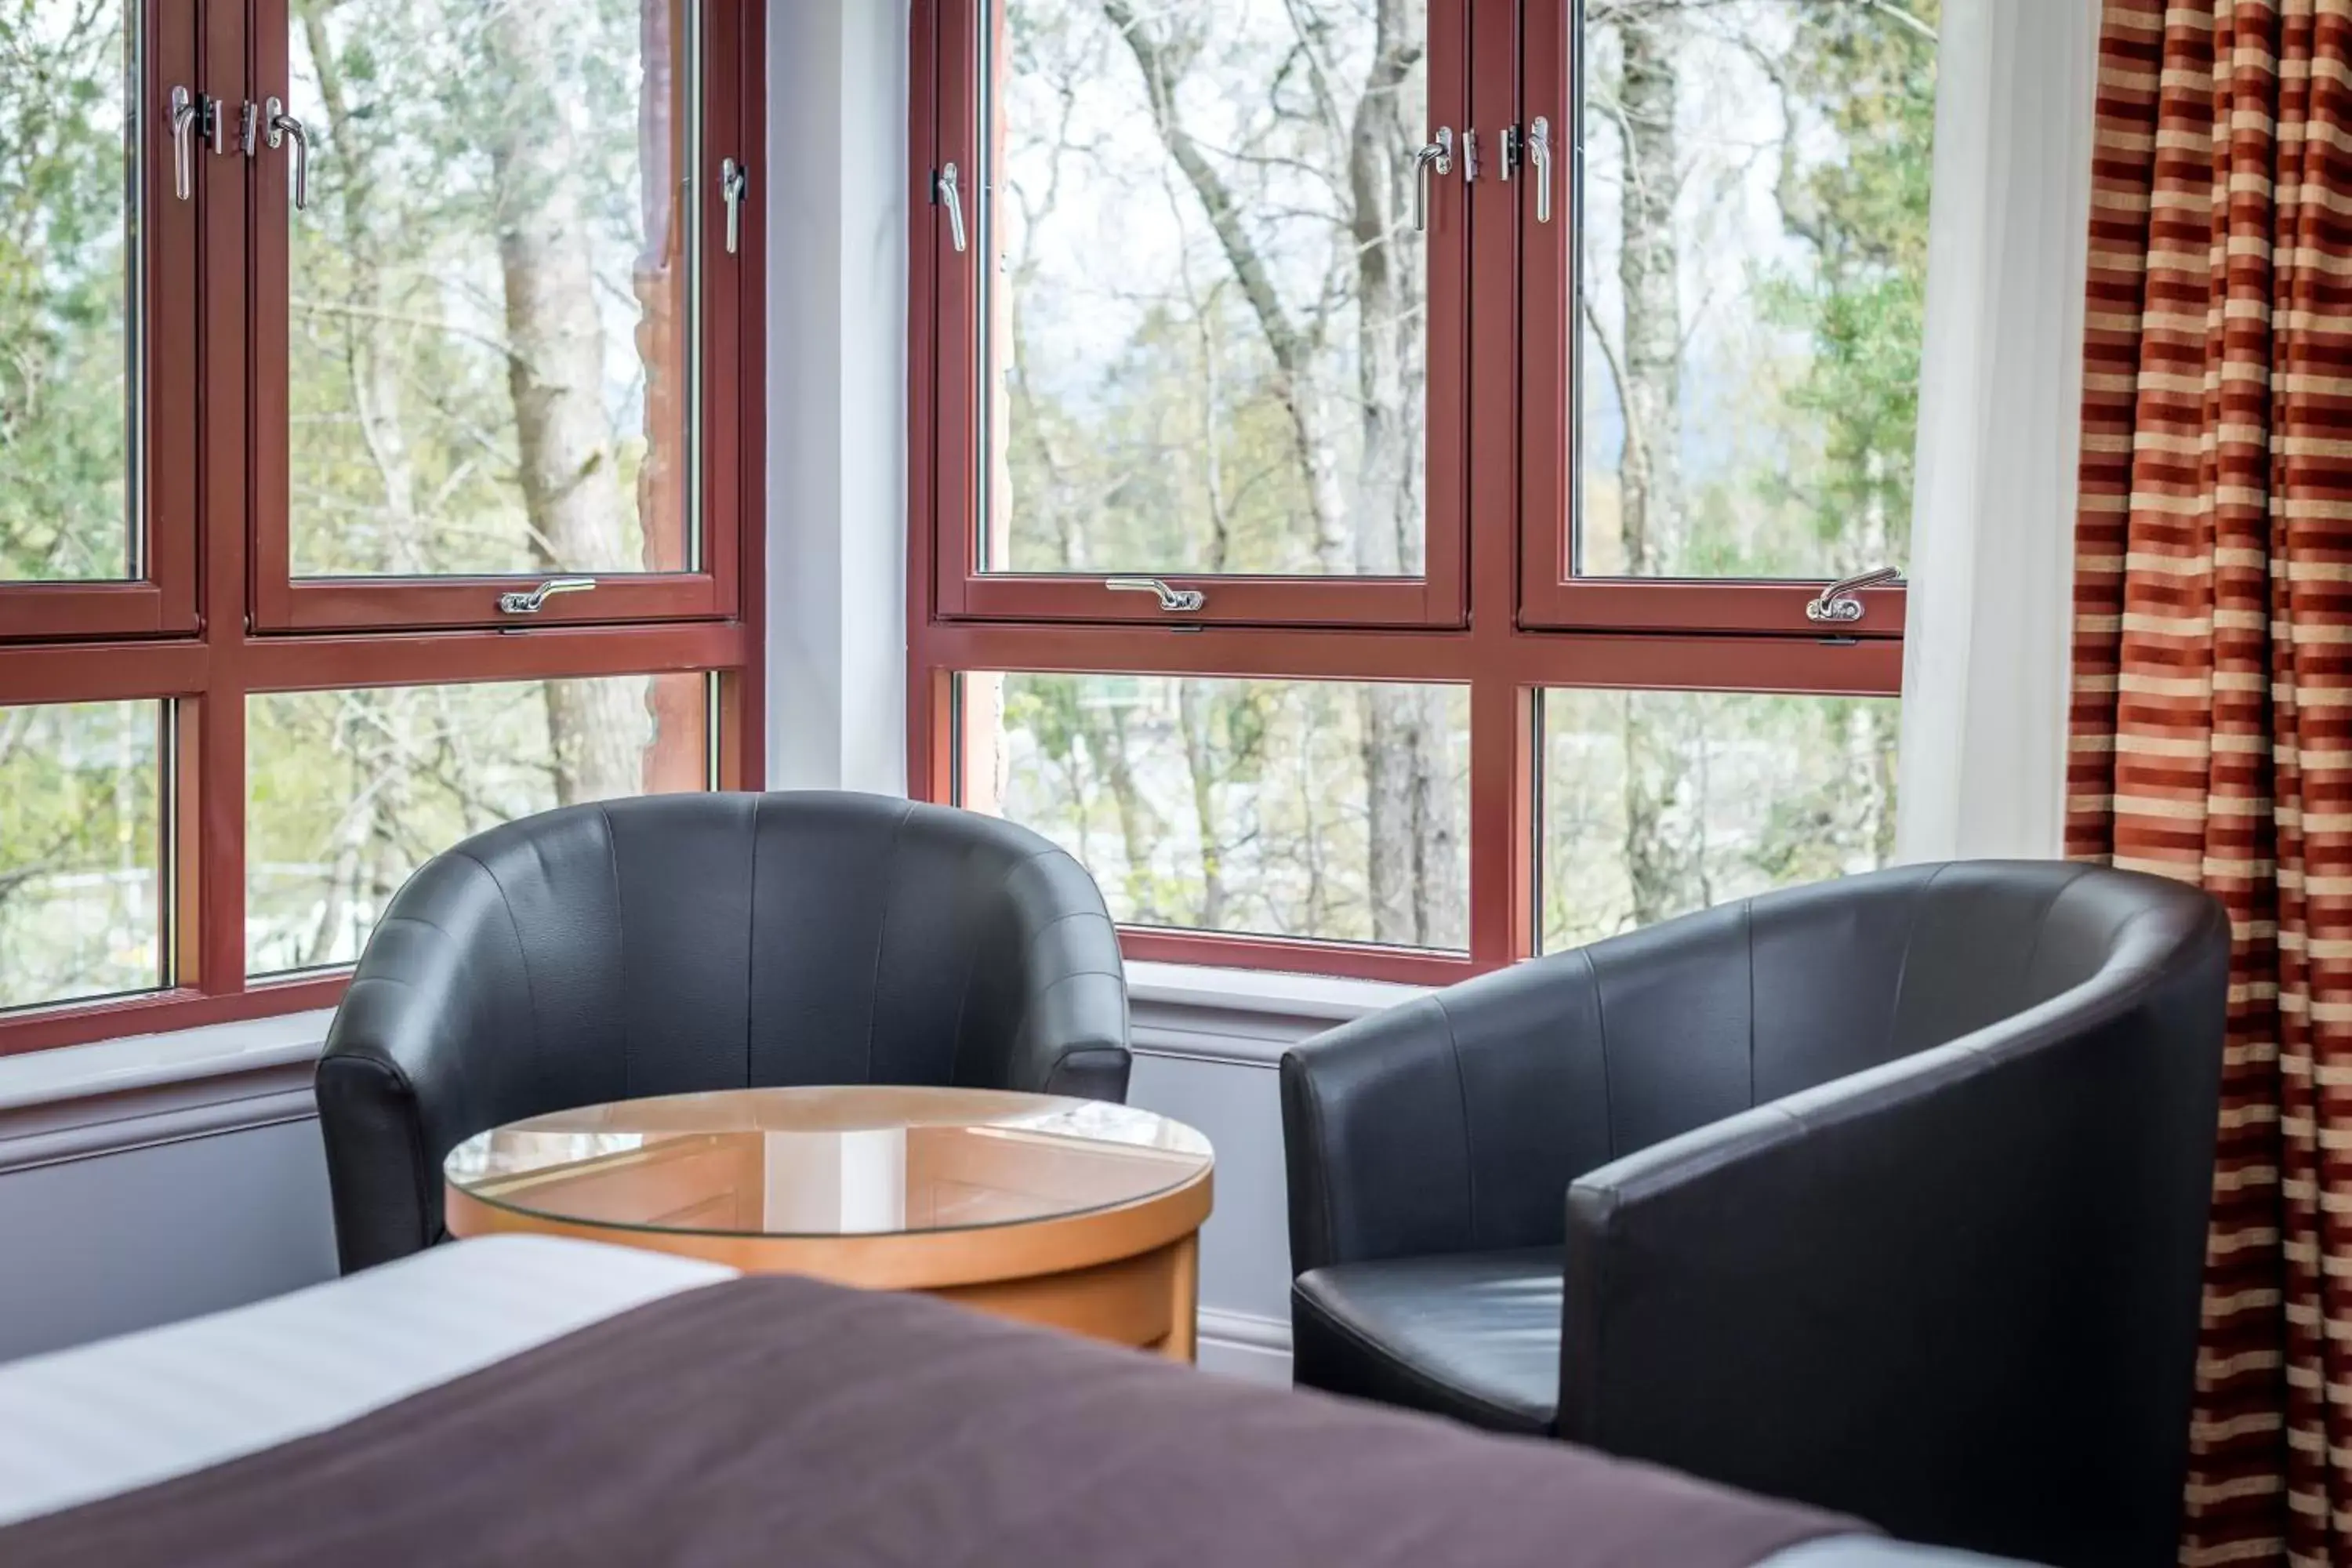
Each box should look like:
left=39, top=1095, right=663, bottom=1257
left=169, top=86, right=198, bottom=201
left=1106, top=576, right=1206, bottom=612
left=497, top=576, right=598, bottom=615
left=935, top=162, right=967, bottom=254
left=721, top=158, right=750, bottom=256
left=1413, top=128, right=1453, bottom=233
left=1528, top=116, right=1553, bottom=224
left=1806, top=566, right=1904, bottom=625
left=264, top=96, right=309, bottom=211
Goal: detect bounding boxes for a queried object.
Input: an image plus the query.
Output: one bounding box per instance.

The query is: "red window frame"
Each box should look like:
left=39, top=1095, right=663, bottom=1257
left=907, top=0, right=1906, bottom=986
left=245, top=0, right=746, bottom=633
left=922, top=0, right=1469, bottom=632
left=0, top=0, right=766, bottom=1057
left=1512, top=1, right=1907, bottom=638
left=0, top=0, right=200, bottom=644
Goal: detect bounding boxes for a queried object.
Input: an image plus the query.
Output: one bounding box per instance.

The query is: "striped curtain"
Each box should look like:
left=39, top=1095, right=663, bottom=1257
left=2069, top=2, right=2352, bottom=1562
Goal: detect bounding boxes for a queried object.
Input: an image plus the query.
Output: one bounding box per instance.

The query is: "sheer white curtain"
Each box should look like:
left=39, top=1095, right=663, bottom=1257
left=1893, top=0, right=2103, bottom=865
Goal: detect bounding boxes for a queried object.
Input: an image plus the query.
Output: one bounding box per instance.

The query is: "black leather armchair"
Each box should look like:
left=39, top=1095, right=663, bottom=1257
left=1281, top=861, right=2227, bottom=1567
left=318, top=791, right=1130, bottom=1274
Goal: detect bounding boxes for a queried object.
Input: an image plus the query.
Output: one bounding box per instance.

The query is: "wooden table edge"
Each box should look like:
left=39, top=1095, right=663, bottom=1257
left=444, top=1163, right=1214, bottom=1292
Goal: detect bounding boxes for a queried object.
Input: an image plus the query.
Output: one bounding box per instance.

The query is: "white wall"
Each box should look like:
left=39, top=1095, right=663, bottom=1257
left=0, top=1122, right=336, bottom=1364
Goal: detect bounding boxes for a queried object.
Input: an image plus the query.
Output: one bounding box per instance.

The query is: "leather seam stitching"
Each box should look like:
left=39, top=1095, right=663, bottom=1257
left=450, top=847, right=548, bottom=1110
left=1743, top=896, right=1757, bottom=1107
left=742, top=795, right=764, bottom=1081
left=863, top=799, right=920, bottom=1085
left=594, top=804, right=630, bottom=1094
left=1882, top=862, right=1951, bottom=1053
left=1581, top=946, right=1613, bottom=1160
left=1436, top=993, right=1477, bottom=1249
left=1304, top=1063, right=1340, bottom=1272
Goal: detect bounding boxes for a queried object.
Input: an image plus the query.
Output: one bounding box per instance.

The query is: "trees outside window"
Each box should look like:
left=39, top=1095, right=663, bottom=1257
left=915, top=0, right=1933, bottom=980
left=0, top=0, right=761, bottom=1052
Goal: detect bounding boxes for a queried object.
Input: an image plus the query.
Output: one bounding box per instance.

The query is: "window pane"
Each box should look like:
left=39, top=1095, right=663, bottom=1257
left=1541, top=688, right=1896, bottom=953
left=1574, top=4, right=1935, bottom=579
left=964, top=673, right=1468, bottom=949
left=0, top=1, right=136, bottom=582
left=245, top=673, right=708, bottom=975
left=983, top=0, right=1430, bottom=577
left=285, top=0, right=692, bottom=579
left=0, top=702, right=162, bottom=1008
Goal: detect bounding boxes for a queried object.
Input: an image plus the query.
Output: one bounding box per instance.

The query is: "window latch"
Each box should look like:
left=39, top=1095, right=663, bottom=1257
left=721, top=158, right=750, bottom=255
left=1106, top=577, right=1206, bottom=613
left=935, top=162, right=968, bottom=254
left=498, top=576, right=598, bottom=615
left=1500, top=124, right=1519, bottom=182
left=264, top=96, right=310, bottom=211
left=1412, top=128, right=1453, bottom=233
left=169, top=86, right=199, bottom=201
left=1527, top=117, right=1553, bottom=224
left=1806, top=566, right=1904, bottom=625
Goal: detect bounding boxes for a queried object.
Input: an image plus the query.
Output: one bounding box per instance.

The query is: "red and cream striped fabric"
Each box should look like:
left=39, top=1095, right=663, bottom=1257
left=2071, top=2, right=2352, bottom=1562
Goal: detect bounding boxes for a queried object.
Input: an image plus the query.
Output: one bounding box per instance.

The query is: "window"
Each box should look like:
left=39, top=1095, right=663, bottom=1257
left=0, top=0, right=762, bottom=1053
left=913, top=0, right=1928, bottom=982
left=966, top=673, right=1470, bottom=948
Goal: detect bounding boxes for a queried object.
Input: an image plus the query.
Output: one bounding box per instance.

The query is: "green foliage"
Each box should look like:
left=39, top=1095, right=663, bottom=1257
left=1757, top=0, right=1939, bottom=565
left=0, top=701, right=158, bottom=1007
left=1544, top=0, right=1933, bottom=947
left=0, top=0, right=131, bottom=582
left=0, top=0, right=684, bottom=1007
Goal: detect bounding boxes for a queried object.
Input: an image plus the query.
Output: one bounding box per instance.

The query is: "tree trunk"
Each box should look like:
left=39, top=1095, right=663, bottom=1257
left=1344, top=0, right=1457, bottom=946
left=484, top=2, right=646, bottom=805
left=1612, top=10, right=1690, bottom=927
left=1176, top=681, right=1226, bottom=932
left=299, top=0, right=422, bottom=573
left=1103, top=0, right=1454, bottom=945
left=1094, top=706, right=1161, bottom=924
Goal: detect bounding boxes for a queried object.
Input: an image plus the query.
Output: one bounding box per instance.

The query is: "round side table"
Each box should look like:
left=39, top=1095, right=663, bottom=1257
left=444, top=1085, right=1214, bottom=1360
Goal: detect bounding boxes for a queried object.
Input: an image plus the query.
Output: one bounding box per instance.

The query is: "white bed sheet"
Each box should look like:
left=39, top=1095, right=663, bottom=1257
left=0, top=1235, right=734, bottom=1529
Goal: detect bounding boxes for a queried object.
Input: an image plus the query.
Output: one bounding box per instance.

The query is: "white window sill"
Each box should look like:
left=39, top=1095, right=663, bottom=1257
left=0, top=960, right=1428, bottom=1127
left=0, top=1010, right=333, bottom=1176
left=0, top=1010, right=335, bottom=1116
left=1123, top=960, right=1425, bottom=1023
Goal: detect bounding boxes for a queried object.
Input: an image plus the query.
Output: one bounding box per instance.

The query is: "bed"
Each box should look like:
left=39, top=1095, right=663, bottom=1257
left=0, top=1236, right=2019, bottom=1566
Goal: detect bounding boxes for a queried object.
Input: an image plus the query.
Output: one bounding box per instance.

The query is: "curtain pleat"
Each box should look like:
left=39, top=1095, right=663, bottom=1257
left=2071, top=2, right=2352, bottom=1562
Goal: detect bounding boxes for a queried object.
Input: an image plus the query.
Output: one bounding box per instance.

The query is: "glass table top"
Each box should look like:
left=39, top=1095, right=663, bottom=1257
left=443, top=1086, right=1213, bottom=1240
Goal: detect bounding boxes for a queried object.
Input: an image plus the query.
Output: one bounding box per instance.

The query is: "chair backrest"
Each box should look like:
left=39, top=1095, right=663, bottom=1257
left=1290, top=858, right=2226, bottom=1270
left=316, top=790, right=1128, bottom=1271
left=1573, top=858, right=2211, bottom=1160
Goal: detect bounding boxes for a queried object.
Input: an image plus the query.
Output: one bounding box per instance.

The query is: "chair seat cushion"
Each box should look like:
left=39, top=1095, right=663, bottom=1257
left=1291, top=1247, right=1562, bottom=1437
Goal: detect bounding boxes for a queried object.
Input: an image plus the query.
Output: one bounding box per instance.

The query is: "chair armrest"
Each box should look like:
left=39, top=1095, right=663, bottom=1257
left=1281, top=960, right=1613, bottom=1276
left=979, top=848, right=1131, bottom=1102
left=315, top=853, right=537, bottom=1274
left=1003, top=923, right=1129, bottom=1102
left=1556, top=970, right=2223, bottom=1561
left=314, top=1040, right=436, bottom=1273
